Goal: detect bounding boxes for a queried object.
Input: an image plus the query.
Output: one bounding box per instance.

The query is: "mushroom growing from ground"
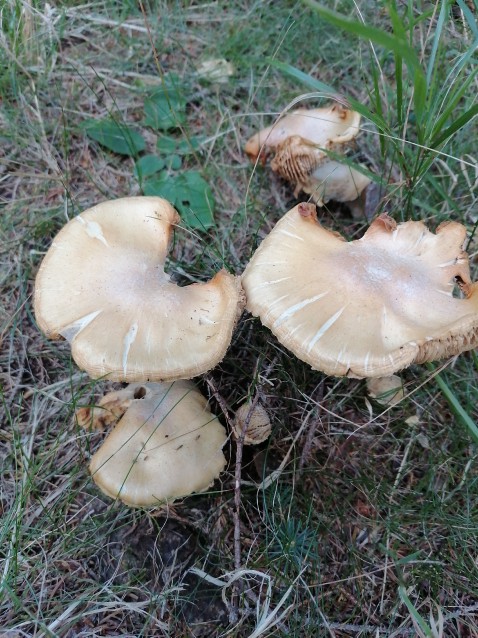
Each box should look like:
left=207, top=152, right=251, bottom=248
left=244, top=103, right=371, bottom=206
left=242, top=203, right=478, bottom=378
left=34, top=197, right=244, bottom=382
left=232, top=401, right=271, bottom=445
left=77, top=381, right=227, bottom=507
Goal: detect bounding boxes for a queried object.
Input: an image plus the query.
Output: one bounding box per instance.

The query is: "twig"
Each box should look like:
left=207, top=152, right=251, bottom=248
left=230, top=391, right=261, bottom=622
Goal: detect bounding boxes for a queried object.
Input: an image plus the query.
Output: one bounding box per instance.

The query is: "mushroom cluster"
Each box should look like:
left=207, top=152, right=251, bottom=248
left=33, top=100, right=478, bottom=508
left=35, top=196, right=244, bottom=506
left=245, top=103, right=371, bottom=206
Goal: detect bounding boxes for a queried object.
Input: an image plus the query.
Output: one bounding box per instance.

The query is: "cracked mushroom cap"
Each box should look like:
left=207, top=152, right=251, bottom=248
left=87, top=381, right=227, bottom=506
left=34, top=197, right=243, bottom=381
left=244, top=103, right=361, bottom=163
left=242, top=203, right=478, bottom=378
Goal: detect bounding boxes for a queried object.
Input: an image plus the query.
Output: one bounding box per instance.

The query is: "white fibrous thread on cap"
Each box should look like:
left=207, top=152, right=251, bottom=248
left=122, top=323, right=138, bottom=375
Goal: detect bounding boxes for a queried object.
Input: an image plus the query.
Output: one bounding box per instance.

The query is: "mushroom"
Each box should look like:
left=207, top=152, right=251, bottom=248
left=298, top=158, right=372, bottom=207
left=82, top=381, right=227, bottom=507
left=244, top=104, right=370, bottom=205
left=34, top=197, right=244, bottom=382
left=241, top=203, right=478, bottom=378
left=366, top=375, right=404, bottom=407
left=232, top=401, right=271, bottom=445
left=245, top=104, right=361, bottom=163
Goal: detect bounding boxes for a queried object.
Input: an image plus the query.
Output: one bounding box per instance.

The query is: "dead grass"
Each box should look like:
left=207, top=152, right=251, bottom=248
left=1, top=1, right=478, bottom=636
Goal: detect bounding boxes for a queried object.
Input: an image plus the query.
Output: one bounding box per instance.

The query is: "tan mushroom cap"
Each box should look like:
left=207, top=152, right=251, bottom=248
left=244, top=104, right=361, bottom=163
left=88, top=381, right=227, bottom=507
left=242, top=203, right=478, bottom=378
left=232, top=401, right=271, bottom=445
left=34, top=197, right=243, bottom=382
left=300, top=159, right=372, bottom=206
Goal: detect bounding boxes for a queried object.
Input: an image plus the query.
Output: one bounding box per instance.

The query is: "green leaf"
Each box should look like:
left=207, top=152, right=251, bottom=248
left=165, top=154, right=182, bottom=170
left=142, top=171, right=179, bottom=204
left=134, top=155, right=165, bottom=180
left=81, top=118, right=145, bottom=156
left=143, top=170, right=215, bottom=229
left=157, top=135, right=179, bottom=153
left=144, top=75, right=186, bottom=131
left=456, top=0, right=478, bottom=39
left=157, top=134, right=205, bottom=155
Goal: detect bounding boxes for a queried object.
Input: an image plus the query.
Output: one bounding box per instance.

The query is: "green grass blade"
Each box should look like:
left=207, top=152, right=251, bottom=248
left=302, top=0, right=427, bottom=127
left=428, top=364, right=478, bottom=445
left=456, top=0, right=478, bottom=38
left=399, top=586, right=434, bottom=638
left=302, top=0, right=425, bottom=77
left=269, top=59, right=389, bottom=132
left=431, top=104, right=478, bottom=147
left=426, top=0, right=448, bottom=88
left=395, top=53, right=404, bottom=128
left=266, top=59, right=337, bottom=98
left=428, top=63, right=477, bottom=140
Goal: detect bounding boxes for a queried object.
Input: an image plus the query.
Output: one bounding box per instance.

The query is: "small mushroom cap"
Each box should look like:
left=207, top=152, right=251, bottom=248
left=244, top=104, right=361, bottom=162
left=232, top=402, right=271, bottom=445
left=89, top=381, right=227, bottom=507
left=34, top=197, right=243, bottom=381
left=242, top=204, right=478, bottom=378
left=302, top=160, right=372, bottom=206
left=366, top=375, right=404, bottom=406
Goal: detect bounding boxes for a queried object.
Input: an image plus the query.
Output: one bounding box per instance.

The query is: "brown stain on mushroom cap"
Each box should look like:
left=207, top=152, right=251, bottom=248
left=242, top=205, right=478, bottom=378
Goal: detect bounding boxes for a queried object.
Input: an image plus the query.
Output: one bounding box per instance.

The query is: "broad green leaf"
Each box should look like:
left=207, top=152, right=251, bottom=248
left=143, top=170, right=215, bottom=229
left=142, top=171, right=179, bottom=204
left=134, top=154, right=165, bottom=180
left=81, top=118, right=145, bottom=156
left=157, top=135, right=179, bottom=154
left=157, top=134, right=205, bottom=155
left=165, top=154, right=182, bottom=170
left=144, top=75, right=186, bottom=131
left=173, top=171, right=215, bottom=229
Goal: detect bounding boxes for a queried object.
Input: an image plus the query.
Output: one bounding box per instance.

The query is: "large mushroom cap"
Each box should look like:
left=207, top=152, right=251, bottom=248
left=87, top=381, right=227, bottom=507
left=34, top=197, right=243, bottom=381
left=244, top=104, right=361, bottom=163
left=242, top=204, right=478, bottom=378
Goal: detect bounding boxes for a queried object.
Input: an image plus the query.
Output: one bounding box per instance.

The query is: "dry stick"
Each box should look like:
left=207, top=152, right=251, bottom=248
left=230, top=391, right=261, bottom=623
left=230, top=357, right=278, bottom=622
